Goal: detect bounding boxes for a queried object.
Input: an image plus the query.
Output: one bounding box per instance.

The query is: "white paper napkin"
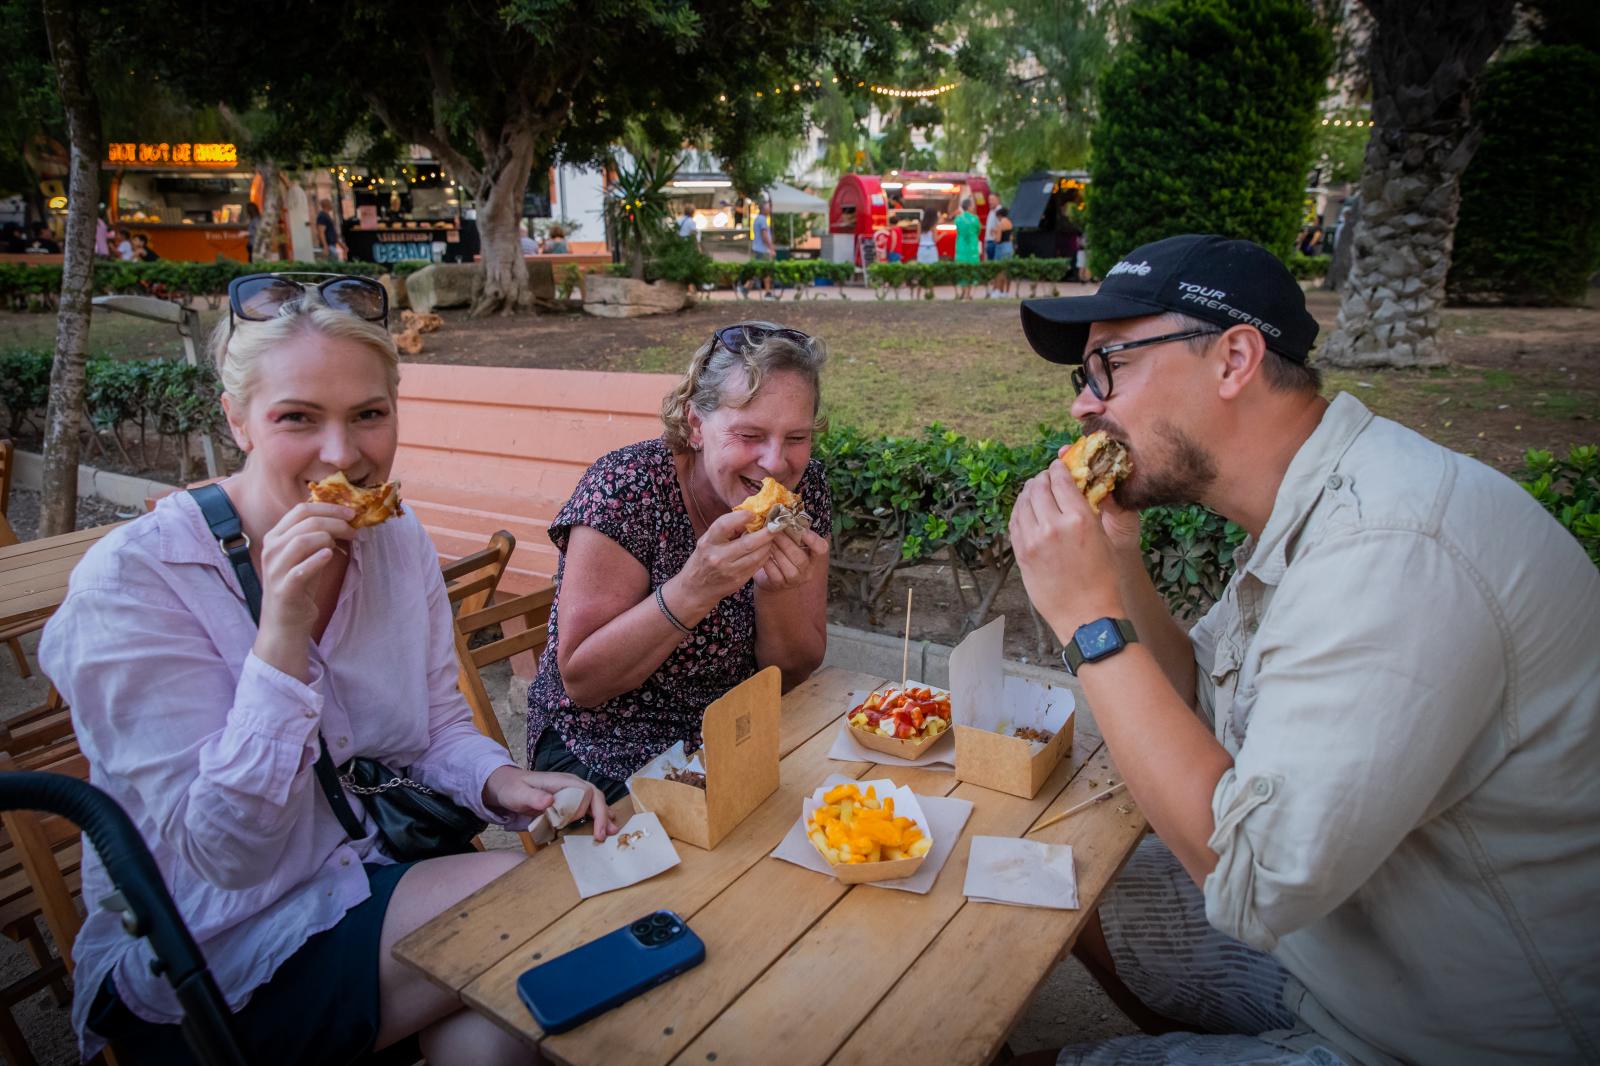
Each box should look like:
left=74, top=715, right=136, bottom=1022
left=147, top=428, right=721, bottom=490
left=529, top=786, right=591, bottom=846
left=770, top=774, right=973, bottom=894
left=561, top=812, right=680, bottom=899
left=962, top=836, right=1079, bottom=909
left=827, top=718, right=956, bottom=770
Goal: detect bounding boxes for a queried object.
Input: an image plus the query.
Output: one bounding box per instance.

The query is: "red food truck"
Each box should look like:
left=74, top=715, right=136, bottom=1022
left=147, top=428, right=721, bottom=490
left=828, top=172, right=994, bottom=265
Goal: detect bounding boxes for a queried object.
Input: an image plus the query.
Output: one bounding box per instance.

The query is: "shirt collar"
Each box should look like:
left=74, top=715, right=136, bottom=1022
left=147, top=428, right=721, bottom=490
left=1234, top=392, right=1374, bottom=584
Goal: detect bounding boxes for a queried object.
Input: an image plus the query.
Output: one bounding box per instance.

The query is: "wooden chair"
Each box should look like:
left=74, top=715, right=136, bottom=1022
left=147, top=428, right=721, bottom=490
left=453, top=587, right=555, bottom=855
left=442, top=530, right=515, bottom=619
left=0, top=439, right=35, bottom=679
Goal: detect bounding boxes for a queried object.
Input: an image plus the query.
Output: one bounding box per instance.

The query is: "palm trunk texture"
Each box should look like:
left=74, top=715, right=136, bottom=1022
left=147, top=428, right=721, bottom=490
left=1320, top=0, right=1516, bottom=369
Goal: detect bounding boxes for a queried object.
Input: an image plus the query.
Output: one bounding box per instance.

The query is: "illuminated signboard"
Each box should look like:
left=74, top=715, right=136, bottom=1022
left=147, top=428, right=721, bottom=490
left=105, top=142, right=239, bottom=168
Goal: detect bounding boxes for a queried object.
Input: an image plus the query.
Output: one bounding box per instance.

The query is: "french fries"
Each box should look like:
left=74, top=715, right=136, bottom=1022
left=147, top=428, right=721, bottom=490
left=805, top=782, right=933, bottom=866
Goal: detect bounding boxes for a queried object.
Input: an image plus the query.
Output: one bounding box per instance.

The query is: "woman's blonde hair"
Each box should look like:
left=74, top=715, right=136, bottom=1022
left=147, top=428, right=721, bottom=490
left=660, top=324, right=827, bottom=451
left=209, top=291, right=400, bottom=408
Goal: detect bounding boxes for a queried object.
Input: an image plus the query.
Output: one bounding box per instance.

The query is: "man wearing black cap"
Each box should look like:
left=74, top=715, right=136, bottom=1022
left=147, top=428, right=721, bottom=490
left=1008, top=235, right=1599, bottom=1064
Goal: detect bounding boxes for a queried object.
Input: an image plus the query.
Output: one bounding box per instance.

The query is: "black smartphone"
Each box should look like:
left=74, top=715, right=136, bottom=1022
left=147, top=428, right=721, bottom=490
left=516, top=910, right=706, bottom=1034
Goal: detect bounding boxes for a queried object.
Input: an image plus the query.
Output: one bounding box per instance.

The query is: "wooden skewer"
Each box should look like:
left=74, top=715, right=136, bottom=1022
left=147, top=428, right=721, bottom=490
left=899, top=587, right=914, bottom=688
left=1028, top=782, right=1128, bottom=835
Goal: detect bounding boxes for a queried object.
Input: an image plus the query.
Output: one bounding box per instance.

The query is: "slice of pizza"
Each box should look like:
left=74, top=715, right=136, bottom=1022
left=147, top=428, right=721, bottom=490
left=307, top=471, right=404, bottom=529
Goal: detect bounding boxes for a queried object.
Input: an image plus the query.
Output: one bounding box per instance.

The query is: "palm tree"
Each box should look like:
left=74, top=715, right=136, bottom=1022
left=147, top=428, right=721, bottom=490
left=1320, top=0, right=1516, bottom=369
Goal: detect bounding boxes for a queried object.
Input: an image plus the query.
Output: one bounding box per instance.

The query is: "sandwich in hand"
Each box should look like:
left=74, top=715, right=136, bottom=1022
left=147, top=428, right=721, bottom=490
left=307, top=471, right=404, bottom=529
left=733, top=476, right=811, bottom=542
left=1058, top=431, right=1132, bottom=514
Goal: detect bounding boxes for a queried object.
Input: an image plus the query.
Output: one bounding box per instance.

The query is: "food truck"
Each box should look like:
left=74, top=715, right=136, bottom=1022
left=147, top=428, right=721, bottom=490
left=337, top=162, right=478, bottom=265
left=827, top=171, right=994, bottom=265
left=104, top=141, right=255, bottom=262
left=1010, top=171, right=1088, bottom=259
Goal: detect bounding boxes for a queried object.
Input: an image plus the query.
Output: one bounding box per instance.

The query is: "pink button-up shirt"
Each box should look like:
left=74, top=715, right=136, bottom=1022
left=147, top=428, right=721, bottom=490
left=40, top=491, right=522, bottom=1057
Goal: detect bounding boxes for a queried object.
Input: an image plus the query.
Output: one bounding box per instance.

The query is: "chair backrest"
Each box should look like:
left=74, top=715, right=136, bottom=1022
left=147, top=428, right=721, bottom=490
left=453, top=588, right=555, bottom=854
left=0, top=728, right=91, bottom=970
left=443, top=530, right=515, bottom=619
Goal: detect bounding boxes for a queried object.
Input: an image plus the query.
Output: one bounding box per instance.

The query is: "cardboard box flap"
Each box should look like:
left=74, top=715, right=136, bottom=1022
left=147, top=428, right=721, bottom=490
left=703, top=665, right=781, bottom=821
left=950, top=616, right=1006, bottom=728
left=998, top=673, right=1074, bottom=740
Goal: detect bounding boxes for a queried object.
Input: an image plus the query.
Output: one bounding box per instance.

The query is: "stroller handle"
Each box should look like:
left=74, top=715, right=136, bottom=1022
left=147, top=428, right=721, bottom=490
left=0, top=771, right=247, bottom=1066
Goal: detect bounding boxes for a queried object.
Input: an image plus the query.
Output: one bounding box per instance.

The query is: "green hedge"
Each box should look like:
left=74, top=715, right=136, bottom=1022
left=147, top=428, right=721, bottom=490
left=864, top=258, right=1079, bottom=297
left=604, top=255, right=857, bottom=291
left=1448, top=46, right=1600, bottom=306
left=1086, top=0, right=1332, bottom=276
left=1521, top=445, right=1600, bottom=565
left=0, top=346, right=225, bottom=480
left=0, top=259, right=390, bottom=311
left=1285, top=251, right=1330, bottom=280
left=818, top=422, right=1246, bottom=650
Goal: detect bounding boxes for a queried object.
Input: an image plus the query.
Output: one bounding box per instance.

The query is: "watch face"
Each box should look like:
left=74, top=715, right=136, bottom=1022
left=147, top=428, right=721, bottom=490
left=1075, top=617, right=1124, bottom=661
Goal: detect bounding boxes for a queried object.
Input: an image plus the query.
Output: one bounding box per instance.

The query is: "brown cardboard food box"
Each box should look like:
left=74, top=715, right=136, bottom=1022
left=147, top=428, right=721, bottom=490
left=802, top=778, right=933, bottom=884
left=951, top=617, right=1076, bottom=799
left=627, top=666, right=781, bottom=850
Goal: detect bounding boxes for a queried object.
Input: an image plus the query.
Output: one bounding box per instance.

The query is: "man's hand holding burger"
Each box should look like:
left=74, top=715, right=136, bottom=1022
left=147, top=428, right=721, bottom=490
left=1010, top=457, right=1128, bottom=643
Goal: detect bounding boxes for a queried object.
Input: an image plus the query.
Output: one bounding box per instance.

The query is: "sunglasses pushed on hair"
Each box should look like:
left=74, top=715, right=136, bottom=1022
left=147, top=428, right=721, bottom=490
left=227, top=272, right=389, bottom=328
left=711, top=323, right=812, bottom=354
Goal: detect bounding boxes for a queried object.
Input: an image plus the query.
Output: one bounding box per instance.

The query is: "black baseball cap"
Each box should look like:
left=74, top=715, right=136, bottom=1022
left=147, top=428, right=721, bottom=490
left=1020, top=234, right=1319, bottom=365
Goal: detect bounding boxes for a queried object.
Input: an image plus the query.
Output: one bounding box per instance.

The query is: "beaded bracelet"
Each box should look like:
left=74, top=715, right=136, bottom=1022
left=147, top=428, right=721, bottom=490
left=654, top=583, right=694, bottom=637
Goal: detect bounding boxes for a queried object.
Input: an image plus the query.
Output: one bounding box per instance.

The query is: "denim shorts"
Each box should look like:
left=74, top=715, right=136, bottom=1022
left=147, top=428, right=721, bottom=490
left=88, top=862, right=415, bottom=1066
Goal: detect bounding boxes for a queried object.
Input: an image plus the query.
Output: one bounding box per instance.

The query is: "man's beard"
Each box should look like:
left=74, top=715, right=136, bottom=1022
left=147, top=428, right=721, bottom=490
left=1082, top=416, right=1217, bottom=510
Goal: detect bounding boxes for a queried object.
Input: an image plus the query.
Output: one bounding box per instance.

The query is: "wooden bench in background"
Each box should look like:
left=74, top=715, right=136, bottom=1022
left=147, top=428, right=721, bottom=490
left=394, top=364, right=679, bottom=601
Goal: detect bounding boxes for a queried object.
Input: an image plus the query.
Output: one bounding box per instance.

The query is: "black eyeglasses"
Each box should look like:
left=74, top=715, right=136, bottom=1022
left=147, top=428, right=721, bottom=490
left=712, top=323, right=813, bottom=354
left=227, top=272, right=389, bottom=328
left=1071, top=328, right=1220, bottom=401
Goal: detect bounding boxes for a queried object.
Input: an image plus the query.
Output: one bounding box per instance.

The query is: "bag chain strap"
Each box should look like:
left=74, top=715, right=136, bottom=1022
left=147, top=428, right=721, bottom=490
left=338, top=772, right=439, bottom=797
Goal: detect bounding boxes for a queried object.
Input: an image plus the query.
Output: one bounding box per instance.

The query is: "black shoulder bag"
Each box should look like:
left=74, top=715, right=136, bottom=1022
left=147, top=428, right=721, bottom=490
left=189, top=484, right=484, bottom=862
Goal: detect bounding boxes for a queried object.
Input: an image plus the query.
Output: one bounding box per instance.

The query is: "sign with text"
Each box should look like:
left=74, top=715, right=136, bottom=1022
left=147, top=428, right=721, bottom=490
left=105, top=142, right=239, bottom=168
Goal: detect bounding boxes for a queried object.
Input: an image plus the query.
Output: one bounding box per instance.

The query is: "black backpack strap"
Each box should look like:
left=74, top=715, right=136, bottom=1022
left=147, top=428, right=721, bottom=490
left=185, top=485, right=368, bottom=844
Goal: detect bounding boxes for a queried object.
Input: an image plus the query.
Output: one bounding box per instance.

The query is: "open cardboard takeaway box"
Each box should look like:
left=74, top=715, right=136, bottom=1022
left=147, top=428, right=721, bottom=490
left=840, top=681, right=954, bottom=761
left=627, top=666, right=780, bottom=850
left=952, top=617, right=1075, bottom=798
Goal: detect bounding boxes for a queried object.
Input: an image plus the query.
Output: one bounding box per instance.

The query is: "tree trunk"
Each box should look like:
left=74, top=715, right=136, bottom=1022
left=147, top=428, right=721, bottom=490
left=39, top=0, right=102, bottom=537
left=254, top=161, right=281, bottom=262
left=470, top=130, right=537, bottom=317
left=1320, top=0, right=1516, bottom=369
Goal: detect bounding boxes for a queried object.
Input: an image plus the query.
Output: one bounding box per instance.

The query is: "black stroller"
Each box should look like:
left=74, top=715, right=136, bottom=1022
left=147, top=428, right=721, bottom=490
left=0, top=771, right=247, bottom=1065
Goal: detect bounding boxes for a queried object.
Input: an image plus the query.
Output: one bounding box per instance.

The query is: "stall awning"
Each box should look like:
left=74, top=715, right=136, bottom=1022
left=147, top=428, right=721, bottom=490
left=764, top=181, right=827, bottom=214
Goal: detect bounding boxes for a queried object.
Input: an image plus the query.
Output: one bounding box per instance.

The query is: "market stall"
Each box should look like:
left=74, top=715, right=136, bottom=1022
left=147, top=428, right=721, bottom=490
left=1011, top=171, right=1088, bottom=259
left=337, top=163, right=478, bottom=265
left=827, top=171, right=994, bottom=265
left=103, top=141, right=253, bottom=262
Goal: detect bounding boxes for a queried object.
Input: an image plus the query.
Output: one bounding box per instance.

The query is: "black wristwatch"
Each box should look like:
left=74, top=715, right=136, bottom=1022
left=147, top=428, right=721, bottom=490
left=1061, top=617, right=1138, bottom=676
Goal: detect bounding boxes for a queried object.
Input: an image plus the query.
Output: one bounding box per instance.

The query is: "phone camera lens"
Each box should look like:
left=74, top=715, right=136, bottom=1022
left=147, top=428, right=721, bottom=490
left=647, top=928, right=672, bottom=946
left=630, top=921, right=653, bottom=939
left=650, top=913, right=673, bottom=928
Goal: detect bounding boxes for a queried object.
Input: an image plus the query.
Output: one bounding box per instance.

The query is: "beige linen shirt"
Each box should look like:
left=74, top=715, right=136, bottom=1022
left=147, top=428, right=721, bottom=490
left=1190, top=394, right=1600, bottom=1065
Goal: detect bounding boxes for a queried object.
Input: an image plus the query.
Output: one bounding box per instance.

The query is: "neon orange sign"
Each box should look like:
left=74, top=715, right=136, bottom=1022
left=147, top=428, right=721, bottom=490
left=105, top=142, right=239, bottom=168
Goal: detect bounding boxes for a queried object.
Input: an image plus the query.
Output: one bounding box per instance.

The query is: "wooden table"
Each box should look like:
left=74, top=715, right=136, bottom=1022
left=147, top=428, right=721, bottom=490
left=0, top=524, right=124, bottom=633
left=395, top=666, right=1149, bottom=1065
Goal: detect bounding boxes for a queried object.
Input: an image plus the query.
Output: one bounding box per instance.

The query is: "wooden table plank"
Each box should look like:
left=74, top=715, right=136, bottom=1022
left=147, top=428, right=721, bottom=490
left=0, top=524, right=119, bottom=561
left=0, top=554, right=91, bottom=594
left=540, top=744, right=985, bottom=1066
left=778, top=666, right=881, bottom=757
left=460, top=722, right=878, bottom=1043
left=831, top=753, right=1147, bottom=1066
left=392, top=796, right=636, bottom=994
left=670, top=730, right=1105, bottom=1066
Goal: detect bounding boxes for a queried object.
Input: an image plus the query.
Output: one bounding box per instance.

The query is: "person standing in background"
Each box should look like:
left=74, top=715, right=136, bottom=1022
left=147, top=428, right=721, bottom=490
left=95, top=207, right=111, bottom=258
left=750, top=199, right=776, bottom=300
left=953, top=197, right=982, bottom=301
left=315, top=199, right=344, bottom=262
left=678, top=205, right=700, bottom=244
left=985, top=196, right=1004, bottom=263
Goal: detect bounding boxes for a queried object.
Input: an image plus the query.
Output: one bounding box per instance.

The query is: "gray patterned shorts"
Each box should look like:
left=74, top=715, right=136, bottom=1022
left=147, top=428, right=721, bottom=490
left=1056, top=838, right=1350, bottom=1066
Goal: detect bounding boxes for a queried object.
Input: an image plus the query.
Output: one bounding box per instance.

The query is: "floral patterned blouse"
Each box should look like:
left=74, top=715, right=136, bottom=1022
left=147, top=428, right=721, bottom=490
left=526, top=437, right=832, bottom=781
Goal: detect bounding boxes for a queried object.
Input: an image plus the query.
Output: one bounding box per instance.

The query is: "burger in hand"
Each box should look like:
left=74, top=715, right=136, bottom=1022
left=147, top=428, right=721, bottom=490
left=1058, top=431, right=1131, bottom=514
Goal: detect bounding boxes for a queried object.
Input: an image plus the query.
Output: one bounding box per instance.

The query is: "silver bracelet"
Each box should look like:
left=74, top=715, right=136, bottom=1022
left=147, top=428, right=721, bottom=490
left=654, top=583, right=694, bottom=637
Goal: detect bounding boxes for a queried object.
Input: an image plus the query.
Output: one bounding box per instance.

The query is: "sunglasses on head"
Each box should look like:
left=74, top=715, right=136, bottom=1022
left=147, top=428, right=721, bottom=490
left=227, top=272, right=389, bottom=328
left=711, top=323, right=812, bottom=354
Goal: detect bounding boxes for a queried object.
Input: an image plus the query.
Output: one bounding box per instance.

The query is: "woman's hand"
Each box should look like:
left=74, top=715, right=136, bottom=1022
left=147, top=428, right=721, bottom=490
left=673, top=511, right=778, bottom=613
left=754, top=527, right=829, bottom=593
left=251, top=502, right=357, bottom=680
left=483, top=766, right=616, bottom=842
